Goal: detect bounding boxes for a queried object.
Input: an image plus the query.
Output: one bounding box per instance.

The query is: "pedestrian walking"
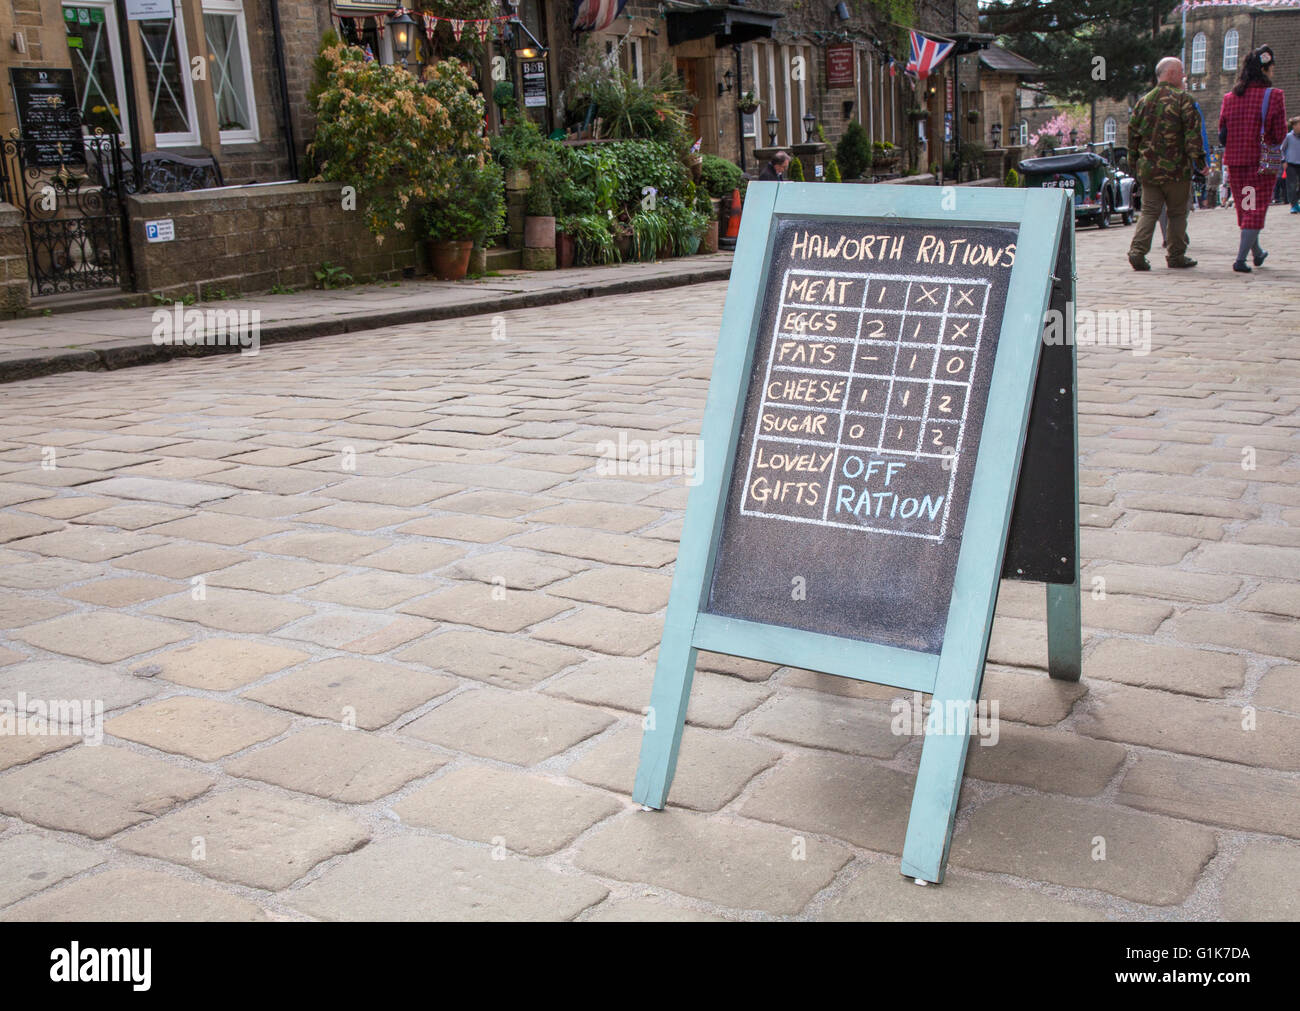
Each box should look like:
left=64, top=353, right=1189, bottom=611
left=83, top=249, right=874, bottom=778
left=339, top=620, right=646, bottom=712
left=759, top=152, right=791, bottom=182
left=1219, top=45, right=1288, bottom=272
left=1283, top=116, right=1300, bottom=213
left=1128, top=57, right=1207, bottom=271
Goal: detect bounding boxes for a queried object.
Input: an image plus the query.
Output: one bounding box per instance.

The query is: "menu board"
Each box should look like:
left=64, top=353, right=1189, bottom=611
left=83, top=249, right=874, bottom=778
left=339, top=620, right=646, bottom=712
left=9, top=68, right=85, bottom=167
left=705, top=215, right=1019, bottom=654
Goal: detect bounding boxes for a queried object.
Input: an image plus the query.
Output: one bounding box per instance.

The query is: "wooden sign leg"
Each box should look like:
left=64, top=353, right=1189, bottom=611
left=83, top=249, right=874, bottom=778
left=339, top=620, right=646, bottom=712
left=632, top=632, right=699, bottom=809
left=1046, top=582, right=1082, bottom=681
left=899, top=655, right=984, bottom=884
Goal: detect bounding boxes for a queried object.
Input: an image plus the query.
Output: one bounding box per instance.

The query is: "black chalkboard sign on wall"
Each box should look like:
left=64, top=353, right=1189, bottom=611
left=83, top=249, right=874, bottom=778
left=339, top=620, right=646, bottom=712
left=9, top=68, right=85, bottom=167
left=706, top=216, right=1019, bottom=654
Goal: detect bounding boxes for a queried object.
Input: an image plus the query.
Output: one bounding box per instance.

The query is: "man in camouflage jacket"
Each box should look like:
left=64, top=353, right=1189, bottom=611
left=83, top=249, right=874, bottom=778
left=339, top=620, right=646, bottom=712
left=1127, top=57, right=1207, bottom=270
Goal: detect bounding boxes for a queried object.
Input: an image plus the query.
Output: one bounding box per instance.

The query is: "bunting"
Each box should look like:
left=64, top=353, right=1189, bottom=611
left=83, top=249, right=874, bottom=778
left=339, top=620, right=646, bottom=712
left=332, top=8, right=513, bottom=45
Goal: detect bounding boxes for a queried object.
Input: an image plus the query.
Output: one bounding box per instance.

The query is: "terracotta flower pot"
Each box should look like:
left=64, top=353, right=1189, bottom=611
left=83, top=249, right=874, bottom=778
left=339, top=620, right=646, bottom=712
left=556, top=231, right=575, bottom=269
left=429, top=239, right=472, bottom=281
left=524, top=215, right=555, bottom=249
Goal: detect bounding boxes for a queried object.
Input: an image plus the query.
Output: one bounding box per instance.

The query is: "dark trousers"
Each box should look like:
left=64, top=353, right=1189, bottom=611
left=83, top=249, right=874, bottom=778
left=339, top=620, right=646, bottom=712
left=1288, top=164, right=1300, bottom=206
left=1131, top=178, right=1191, bottom=260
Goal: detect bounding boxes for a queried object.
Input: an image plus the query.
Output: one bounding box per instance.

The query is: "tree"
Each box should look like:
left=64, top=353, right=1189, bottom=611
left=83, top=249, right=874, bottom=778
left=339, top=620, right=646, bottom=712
left=980, top=1, right=1183, bottom=104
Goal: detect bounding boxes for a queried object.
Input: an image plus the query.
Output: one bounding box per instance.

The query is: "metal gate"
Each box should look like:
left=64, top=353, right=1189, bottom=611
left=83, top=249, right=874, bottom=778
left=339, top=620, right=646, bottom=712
left=0, top=129, right=131, bottom=297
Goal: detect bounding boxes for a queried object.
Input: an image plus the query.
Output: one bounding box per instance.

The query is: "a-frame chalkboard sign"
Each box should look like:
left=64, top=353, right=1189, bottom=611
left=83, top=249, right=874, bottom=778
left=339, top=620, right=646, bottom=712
left=633, top=182, right=1080, bottom=884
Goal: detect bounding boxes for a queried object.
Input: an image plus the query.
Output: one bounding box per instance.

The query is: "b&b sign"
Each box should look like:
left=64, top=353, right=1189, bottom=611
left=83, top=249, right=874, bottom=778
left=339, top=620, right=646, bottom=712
left=634, top=183, right=1081, bottom=884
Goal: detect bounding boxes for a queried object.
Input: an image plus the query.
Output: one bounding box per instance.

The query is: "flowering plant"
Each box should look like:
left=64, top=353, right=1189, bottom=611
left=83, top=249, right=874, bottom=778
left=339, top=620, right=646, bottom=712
left=309, top=43, right=488, bottom=240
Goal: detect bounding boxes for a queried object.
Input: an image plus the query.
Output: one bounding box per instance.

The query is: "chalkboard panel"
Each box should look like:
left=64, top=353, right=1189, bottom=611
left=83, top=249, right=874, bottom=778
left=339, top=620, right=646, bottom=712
left=9, top=68, right=85, bottom=167
left=706, top=215, right=1019, bottom=654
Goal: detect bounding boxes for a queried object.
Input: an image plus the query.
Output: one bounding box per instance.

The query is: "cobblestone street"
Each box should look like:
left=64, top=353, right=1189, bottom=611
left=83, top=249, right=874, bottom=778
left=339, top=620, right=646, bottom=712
left=0, top=205, right=1297, bottom=921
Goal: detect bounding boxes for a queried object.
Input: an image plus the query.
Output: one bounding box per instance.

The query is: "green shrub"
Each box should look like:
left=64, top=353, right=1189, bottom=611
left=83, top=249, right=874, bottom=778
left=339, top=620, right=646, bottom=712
left=825, top=158, right=842, bottom=183
left=526, top=180, right=554, bottom=217
left=1004, top=167, right=1022, bottom=188
left=564, top=61, right=693, bottom=150
left=560, top=212, right=618, bottom=265
left=425, top=158, right=504, bottom=243
left=700, top=153, right=744, bottom=198
left=787, top=156, right=805, bottom=182
left=836, top=121, right=872, bottom=180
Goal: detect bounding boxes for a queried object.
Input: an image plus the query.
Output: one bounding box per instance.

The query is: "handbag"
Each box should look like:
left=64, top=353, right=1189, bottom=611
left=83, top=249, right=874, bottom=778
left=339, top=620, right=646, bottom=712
left=1259, top=88, right=1284, bottom=174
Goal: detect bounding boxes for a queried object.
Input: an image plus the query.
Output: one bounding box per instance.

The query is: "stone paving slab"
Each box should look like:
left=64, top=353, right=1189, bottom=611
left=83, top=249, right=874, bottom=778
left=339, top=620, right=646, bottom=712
left=0, top=209, right=1295, bottom=919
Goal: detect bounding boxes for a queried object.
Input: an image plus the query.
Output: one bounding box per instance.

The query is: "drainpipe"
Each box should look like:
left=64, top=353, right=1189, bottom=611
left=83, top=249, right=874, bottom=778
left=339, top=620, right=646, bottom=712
left=269, top=0, right=299, bottom=180
left=111, top=0, right=144, bottom=191
left=734, top=44, right=745, bottom=172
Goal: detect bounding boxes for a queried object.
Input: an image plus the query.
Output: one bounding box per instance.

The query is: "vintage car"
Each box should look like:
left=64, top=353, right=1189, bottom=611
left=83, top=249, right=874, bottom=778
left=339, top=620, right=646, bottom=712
left=1017, top=147, right=1136, bottom=227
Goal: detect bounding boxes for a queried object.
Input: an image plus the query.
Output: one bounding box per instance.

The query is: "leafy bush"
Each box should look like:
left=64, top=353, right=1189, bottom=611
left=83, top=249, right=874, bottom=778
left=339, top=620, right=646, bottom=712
left=787, top=156, right=805, bottom=181
left=611, top=140, right=689, bottom=207
left=560, top=213, right=619, bottom=265
left=310, top=45, right=486, bottom=239
left=564, top=60, right=694, bottom=150
left=425, top=158, right=504, bottom=243
left=526, top=179, right=554, bottom=217
left=836, top=121, right=872, bottom=180
left=631, top=210, right=670, bottom=260
left=700, top=154, right=744, bottom=198
left=825, top=158, right=843, bottom=183
left=1004, top=167, right=1022, bottom=188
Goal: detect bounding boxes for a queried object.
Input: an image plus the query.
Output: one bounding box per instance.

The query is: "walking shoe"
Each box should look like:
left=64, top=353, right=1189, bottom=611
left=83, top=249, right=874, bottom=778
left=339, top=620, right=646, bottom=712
left=1233, top=261, right=1252, bottom=273
left=1253, top=250, right=1268, bottom=267
left=1291, top=204, right=1300, bottom=213
left=1128, top=253, right=1151, bottom=271
left=1167, top=256, right=1197, bottom=268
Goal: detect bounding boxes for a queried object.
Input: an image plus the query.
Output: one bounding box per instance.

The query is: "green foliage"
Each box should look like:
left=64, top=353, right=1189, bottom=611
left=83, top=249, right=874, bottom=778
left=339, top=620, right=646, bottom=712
left=314, top=262, right=353, bottom=289
left=491, top=81, right=515, bottom=114
left=982, top=1, right=1183, bottom=103
left=564, top=58, right=694, bottom=151
left=425, top=158, right=505, bottom=242
left=787, top=156, right=805, bottom=182
left=309, top=45, right=487, bottom=239
left=661, top=199, right=708, bottom=256
left=1004, top=167, right=1022, bottom=188
left=526, top=179, right=554, bottom=217
left=836, top=121, right=873, bottom=180
left=631, top=210, right=671, bottom=261
left=700, top=153, right=744, bottom=198
left=825, top=158, right=842, bottom=183
left=269, top=283, right=296, bottom=295
left=560, top=213, right=619, bottom=265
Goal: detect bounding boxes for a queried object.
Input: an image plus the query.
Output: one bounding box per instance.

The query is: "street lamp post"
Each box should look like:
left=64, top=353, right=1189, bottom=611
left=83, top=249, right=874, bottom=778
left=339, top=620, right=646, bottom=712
left=766, top=113, right=779, bottom=147
left=802, top=110, right=816, bottom=142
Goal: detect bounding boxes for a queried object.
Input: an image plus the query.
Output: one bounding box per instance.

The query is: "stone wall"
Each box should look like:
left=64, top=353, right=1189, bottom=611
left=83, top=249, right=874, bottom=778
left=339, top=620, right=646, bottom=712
left=126, top=182, right=423, bottom=297
left=0, top=202, right=30, bottom=315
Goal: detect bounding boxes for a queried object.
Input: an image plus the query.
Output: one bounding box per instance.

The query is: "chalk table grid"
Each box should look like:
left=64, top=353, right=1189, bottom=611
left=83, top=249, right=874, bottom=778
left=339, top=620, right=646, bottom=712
left=740, top=267, right=992, bottom=542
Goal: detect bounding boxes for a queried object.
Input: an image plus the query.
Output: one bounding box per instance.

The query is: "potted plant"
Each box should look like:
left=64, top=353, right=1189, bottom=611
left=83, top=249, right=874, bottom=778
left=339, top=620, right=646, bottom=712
left=556, top=217, right=576, bottom=269
left=872, top=141, right=899, bottom=170
left=737, top=91, right=759, bottom=115
left=906, top=106, right=928, bottom=123
left=966, top=109, right=980, bottom=124
left=524, top=180, right=554, bottom=243
left=632, top=209, right=670, bottom=262
left=424, top=157, right=505, bottom=281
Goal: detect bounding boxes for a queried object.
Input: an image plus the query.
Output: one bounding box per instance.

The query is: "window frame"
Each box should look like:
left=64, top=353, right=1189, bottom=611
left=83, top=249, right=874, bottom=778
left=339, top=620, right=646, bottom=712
left=1223, top=29, right=1239, bottom=72
left=1103, top=116, right=1116, bottom=144
left=201, top=0, right=259, bottom=144
left=1190, top=32, right=1207, bottom=75
left=139, top=3, right=200, bottom=147
left=61, top=0, right=132, bottom=143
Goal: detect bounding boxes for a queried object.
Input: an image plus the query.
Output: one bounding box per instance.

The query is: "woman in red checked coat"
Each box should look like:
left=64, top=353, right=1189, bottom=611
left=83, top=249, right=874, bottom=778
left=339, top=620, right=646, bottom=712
left=1219, top=45, right=1288, bottom=272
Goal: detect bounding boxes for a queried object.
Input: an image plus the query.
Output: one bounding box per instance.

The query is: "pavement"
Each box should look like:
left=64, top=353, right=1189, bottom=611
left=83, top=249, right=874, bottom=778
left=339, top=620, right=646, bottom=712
left=0, top=203, right=1297, bottom=922
left=0, top=253, right=734, bottom=382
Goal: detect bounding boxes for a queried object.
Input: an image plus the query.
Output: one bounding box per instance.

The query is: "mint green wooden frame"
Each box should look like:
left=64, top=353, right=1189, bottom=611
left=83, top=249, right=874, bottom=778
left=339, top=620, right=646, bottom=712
left=633, top=182, right=1077, bottom=885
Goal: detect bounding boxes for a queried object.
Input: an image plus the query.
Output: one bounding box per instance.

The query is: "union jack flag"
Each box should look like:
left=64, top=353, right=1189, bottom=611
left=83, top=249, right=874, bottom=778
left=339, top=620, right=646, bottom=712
left=905, top=29, right=955, bottom=81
